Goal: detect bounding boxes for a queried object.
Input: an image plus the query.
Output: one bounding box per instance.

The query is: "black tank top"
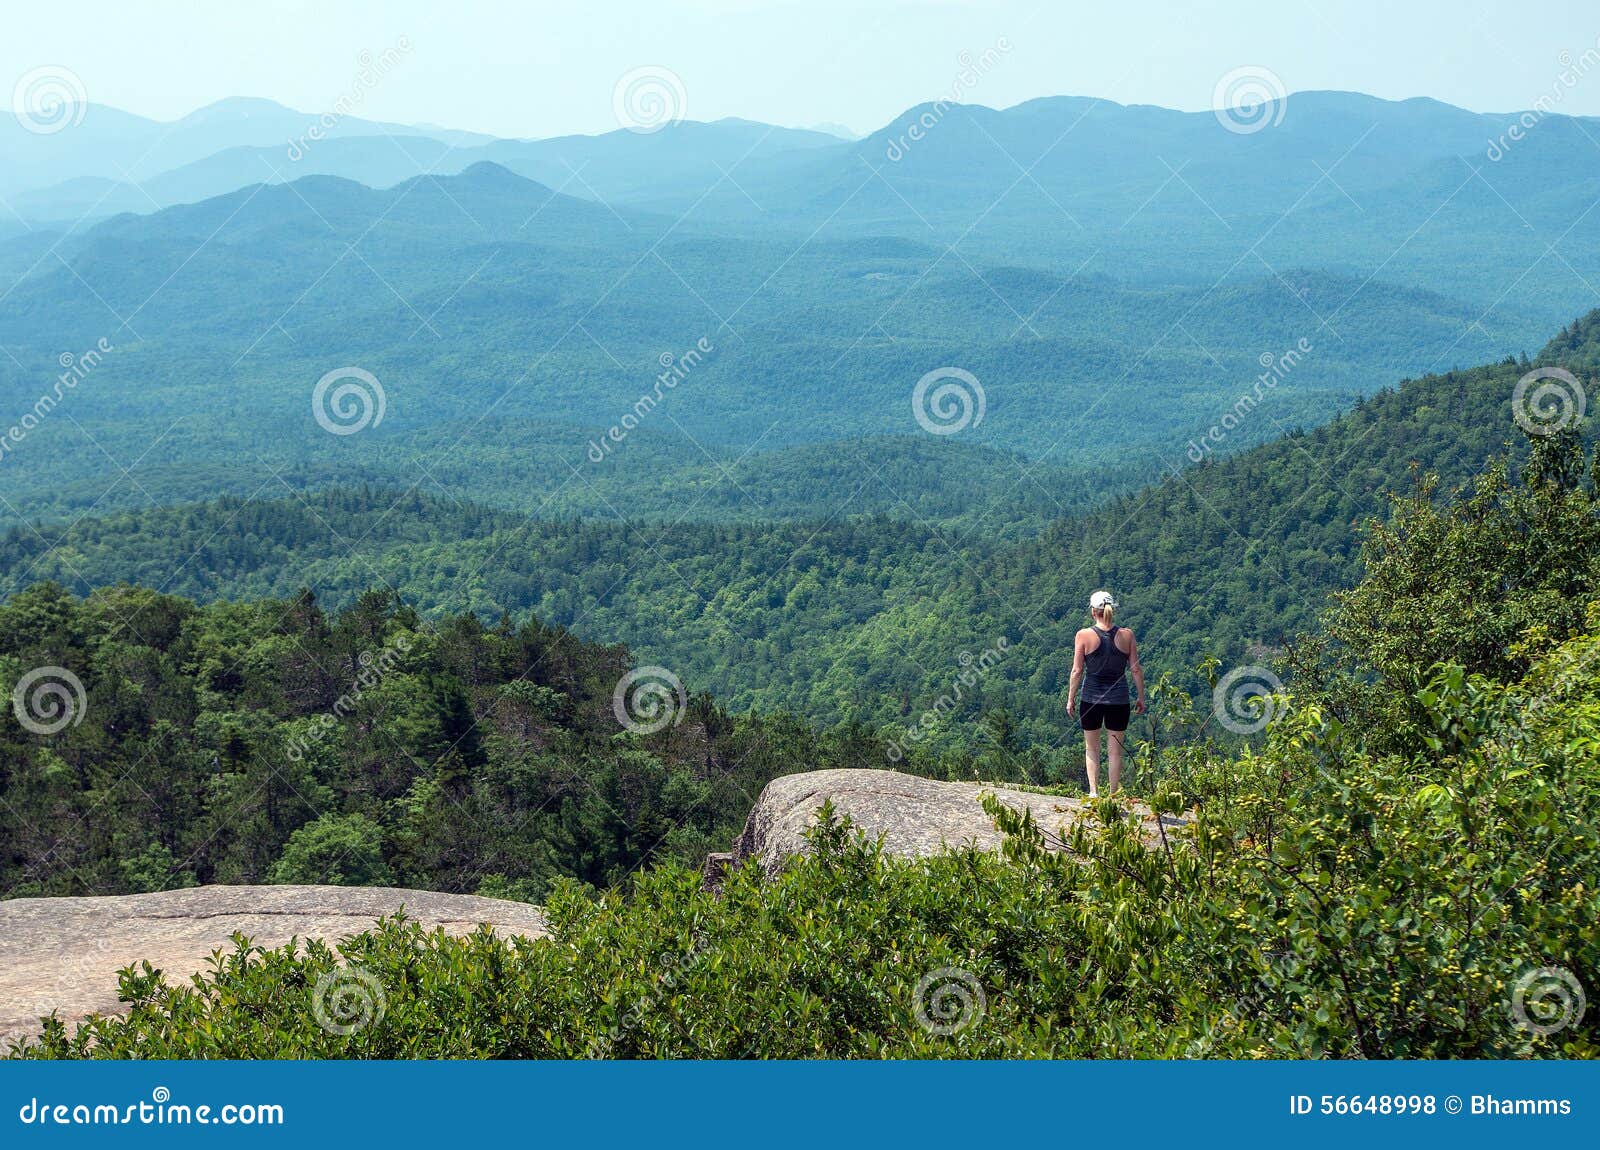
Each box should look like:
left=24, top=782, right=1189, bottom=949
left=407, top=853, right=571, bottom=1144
left=1082, top=625, right=1130, bottom=705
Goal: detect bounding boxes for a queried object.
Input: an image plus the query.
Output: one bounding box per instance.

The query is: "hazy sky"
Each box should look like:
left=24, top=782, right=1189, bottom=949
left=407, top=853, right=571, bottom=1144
left=6, top=0, right=1600, bottom=138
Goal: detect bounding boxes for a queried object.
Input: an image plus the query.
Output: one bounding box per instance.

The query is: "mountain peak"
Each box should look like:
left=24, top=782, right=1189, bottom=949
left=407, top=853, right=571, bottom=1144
left=177, top=96, right=301, bottom=123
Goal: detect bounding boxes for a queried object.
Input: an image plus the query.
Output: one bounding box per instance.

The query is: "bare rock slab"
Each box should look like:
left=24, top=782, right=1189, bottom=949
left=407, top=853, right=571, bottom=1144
left=0, top=884, right=548, bottom=1044
left=730, top=768, right=1183, bottom=875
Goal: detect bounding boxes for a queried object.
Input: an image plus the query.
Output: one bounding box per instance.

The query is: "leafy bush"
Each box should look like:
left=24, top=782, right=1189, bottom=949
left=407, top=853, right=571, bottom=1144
left=13, top=624, right=1597, bottom=1059
left=270, top=814, right=392, bottom=886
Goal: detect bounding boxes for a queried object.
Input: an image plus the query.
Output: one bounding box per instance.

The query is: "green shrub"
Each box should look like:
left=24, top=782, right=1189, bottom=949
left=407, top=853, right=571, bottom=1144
left=270, top=814, right=392, bottom=887
left=12, top=630, right=1597, bottom=1059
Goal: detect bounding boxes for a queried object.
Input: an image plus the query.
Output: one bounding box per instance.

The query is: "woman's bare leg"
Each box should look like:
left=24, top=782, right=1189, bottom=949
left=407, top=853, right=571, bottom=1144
left=1084, top=727, right=1101, bottom=797
left=1106, top=728, right=1125, bottom=795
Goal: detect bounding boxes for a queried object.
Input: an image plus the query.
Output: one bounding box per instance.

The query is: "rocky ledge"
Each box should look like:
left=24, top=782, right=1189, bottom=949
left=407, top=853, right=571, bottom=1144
left=714, top=767, right=1186, bottom=879
left=0, top=885, right=548, bottom=1044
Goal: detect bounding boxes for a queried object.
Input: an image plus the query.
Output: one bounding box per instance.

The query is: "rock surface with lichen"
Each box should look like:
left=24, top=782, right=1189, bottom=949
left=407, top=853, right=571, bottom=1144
left=0, top=885, right=548, bottom=1044
left=727, top=767, right=1184, bottom=876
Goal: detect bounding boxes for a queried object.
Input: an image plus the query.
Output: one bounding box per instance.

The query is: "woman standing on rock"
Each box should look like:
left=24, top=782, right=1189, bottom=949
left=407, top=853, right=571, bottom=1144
left=1066, top=590, right=1146, bottom=797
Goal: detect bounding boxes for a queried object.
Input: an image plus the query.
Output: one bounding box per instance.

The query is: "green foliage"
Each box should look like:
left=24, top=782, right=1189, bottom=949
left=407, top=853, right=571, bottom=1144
left=6, top=332, right=1596, bottom=746
left=1289, top=427, right=1600, bottom=751
left=0, top=584, right=895, bottom=897
left=11, top=631, right=1597, bottom=1059
left=7, top=406, right=1600, bottom=1059
left=0, top=148, right=1543, bottom=534
left=271, top=815, right=393, bottom=887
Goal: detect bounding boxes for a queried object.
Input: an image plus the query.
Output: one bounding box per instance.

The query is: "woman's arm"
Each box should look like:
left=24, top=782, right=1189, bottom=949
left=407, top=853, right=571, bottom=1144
left=1127, top=631, right=1146, bottom=713
left=1066, top=631, right=1085, bottom=715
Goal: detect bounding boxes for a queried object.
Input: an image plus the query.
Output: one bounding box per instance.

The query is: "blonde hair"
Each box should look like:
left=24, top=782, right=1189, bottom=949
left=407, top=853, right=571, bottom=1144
left=1092, top=604, right=1115, bottom=626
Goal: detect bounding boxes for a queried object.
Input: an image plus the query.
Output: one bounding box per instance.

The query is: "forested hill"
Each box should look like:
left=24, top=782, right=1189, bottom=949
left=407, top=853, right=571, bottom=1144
left=1003, top=336, right=1589, bottom=679
left=2, top=314, right=1596, bottom=745
left=0, top=583, right=897, bottom=899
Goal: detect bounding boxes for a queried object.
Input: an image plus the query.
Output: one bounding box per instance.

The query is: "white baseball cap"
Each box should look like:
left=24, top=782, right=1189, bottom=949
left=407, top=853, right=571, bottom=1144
left=1089, top=590, right=1117, bottom=609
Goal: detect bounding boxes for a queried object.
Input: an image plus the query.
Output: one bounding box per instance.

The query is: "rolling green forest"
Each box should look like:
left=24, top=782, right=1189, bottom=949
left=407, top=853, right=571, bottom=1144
left=7, top=92, right=1596, bottom=534
left=6, top=314, right=1597, bottom=749
left=5, top=81, right=1600, bottom=1063
left=0, top=582, right=894, bottom=900
left=10, top=403, right=1599, bottom=1058
left=5, top=315, right=1599, bottom=908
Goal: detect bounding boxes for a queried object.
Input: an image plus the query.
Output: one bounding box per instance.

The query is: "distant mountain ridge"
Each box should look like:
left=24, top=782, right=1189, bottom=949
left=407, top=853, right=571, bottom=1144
left=0, top=154, right=1538, bottom=536
left=2, top=88, right=1596, bottom=613
left=11, top=123, right=853, bottom=225
left=0, top=95, right=496, bottom=202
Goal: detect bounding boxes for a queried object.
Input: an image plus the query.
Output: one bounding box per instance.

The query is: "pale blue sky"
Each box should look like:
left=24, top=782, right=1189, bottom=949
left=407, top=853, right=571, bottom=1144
left=6, top=0, right=1600, bottom=138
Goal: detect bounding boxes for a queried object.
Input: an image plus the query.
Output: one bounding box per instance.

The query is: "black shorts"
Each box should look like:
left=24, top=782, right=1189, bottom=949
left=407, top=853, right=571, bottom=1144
left=1080, top=702, right=1131, bottom=732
